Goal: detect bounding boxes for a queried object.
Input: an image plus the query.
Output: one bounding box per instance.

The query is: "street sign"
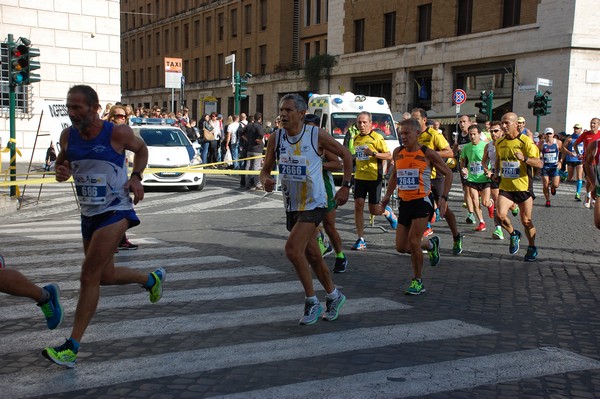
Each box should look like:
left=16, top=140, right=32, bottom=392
left=537, top=78, right=553, bottom=87
left=453, top=89, right=467, bottom=105
left=164, top=57, right=183, bottom=89
left=225, top=54, right=235, bottom=64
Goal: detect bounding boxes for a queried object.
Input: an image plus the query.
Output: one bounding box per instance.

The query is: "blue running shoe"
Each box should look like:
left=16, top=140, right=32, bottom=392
left=351, top=238, right=366, bottom=251
left=0, top=253, right=5, bottom=269
left=509, top=230, right=521, bottom=255
left=524, top=246, right=538, bottom=262
left=385, top=205, right=398, bottom=229
left=39, top=284, right=64, bottom=330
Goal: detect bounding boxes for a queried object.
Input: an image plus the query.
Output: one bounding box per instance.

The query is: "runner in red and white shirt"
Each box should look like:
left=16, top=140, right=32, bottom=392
left=574, top=118, right=600, bottom=208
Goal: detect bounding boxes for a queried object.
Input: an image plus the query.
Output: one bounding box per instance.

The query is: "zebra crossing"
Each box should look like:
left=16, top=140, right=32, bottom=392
left=1, top=185, right=599, bottom=398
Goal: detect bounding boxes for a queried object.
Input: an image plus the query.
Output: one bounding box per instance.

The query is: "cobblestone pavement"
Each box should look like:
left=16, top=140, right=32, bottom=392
left=0, top=174, right=599, bottom=398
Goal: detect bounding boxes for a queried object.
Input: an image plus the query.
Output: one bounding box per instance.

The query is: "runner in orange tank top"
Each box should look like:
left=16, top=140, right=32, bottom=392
left=382, top=118, right=453, bottom=295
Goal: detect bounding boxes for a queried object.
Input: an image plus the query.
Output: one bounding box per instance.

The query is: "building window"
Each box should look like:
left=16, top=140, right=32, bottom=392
left=164, top=29, right=169, bottom=53
left=206, top=16, right=212, bottom=43
left=457, top=0, right=473, bottom=36
left=155, top=32, right=160, bottom=55
left=218, top=13, right=224, bottom=41
left=418, top=4, right=432, bottom=42
left=354, top=19, right=365, bottom=52
left=124, top=41, right=129, bottom=62
left=231, top=9, right=238, bottom=37
left=140, top=36, right=144, bottom=59
left=315, top=0, right=321, bottom=24
left=139, top=69, right=144, bottom=89
left=184, top=24, right=189, bottom=49
left=184, top=60, right=189, bottom=81
left=132, top=70, right=137, bottom=89
left=218, top=54, right=224, bottom=79
left=125, top=71, right=129, bottom=91
left=244, top=5, right=252, bottom=34
left=259, top=45, right=267, bottom=74
left=315, top=40, right=321, bottom=56
left=503, top=0, right=521, bottom=28
left=156, top=65, right=160, bottom=86
left=256, top=94, right=264, bottom=115
left=384, top=12, right=396, bottom=47
left=325, top=0, right=328, bottom=22
left=174, top=26, right=179, bottom=51
left=205, top=56, right=211, bottom=81
left=131, top=39, right=136, bottom=59
left=155, top=0, right=159, bottom=22
left=194, top=19, right=200, bottom=46
left=146, top=34, right=151, bottom=57
left=244, top=48, right=251, bottom=73
left=147, top=67, right=152, bottom=87
left=304, top=42, right=311, bottom=63
left=194, top=57, right=200, bottom=82
left=305, top=0, right=311, bottom=27
left=260, top=0, right=267, bottom=30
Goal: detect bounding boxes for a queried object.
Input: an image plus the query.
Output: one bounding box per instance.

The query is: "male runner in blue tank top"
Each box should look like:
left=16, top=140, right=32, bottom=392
left=42, top=85, right=165, bottom=368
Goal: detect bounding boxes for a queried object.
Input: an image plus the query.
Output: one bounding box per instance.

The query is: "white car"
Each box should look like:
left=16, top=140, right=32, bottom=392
left=130, top=118, right=205, bottom=191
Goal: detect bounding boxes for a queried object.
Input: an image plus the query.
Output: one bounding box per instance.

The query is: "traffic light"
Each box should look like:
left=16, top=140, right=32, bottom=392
left=529, top=91, right=545, bottom=117
left=7, top=37, right=40, bottom=86
left=541, top=93, right=552, bottom=115
left=238, top=72, right=250, bottom=101
left=475, top=90, right=493, bottom=120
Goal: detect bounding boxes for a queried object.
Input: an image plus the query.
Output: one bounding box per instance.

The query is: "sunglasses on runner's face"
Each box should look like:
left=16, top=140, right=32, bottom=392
left=114, top=114, right=126, bottom=119
left=490, top=129, right=501, bottom=133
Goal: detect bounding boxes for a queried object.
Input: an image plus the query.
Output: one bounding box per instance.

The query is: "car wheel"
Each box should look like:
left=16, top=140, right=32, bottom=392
left=188, top=175, right=206, bottom=191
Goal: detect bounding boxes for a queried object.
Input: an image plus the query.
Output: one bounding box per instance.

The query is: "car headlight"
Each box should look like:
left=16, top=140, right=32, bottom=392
left=191, top=154, right=202, bottom=165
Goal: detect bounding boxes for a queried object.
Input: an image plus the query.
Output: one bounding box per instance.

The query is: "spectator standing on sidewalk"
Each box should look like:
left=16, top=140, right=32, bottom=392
left=243, top=112, right=266, bottom=190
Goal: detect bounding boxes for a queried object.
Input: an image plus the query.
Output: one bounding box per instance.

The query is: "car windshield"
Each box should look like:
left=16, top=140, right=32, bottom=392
left=331, top=113, right=397, bottom=140
left=137, top=128, right=188, bottom=147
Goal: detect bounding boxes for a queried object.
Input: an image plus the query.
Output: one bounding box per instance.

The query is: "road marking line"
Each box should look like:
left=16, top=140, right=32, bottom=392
left=216, top=347, right=600, bottom=399
left=0, top=266, right=282, bottom=295
left=0, top=297, right=410, bottom=355
left=0, top=279, right=322, bottom=321
left=8, top=255, right=239, bottom=278
left=0, top=319, right=494, bottom=398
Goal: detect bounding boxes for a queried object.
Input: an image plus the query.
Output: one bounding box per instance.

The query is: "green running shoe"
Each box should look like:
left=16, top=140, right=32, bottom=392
left=42, top=339, right=77, bottom=368
left=452, top=235, right=463, bottom=255
left=492, top=226, right=504, bottom=240
left=406, top=279, right=426, bottom=295
left=428, top=236, right=440, bottom=267
left=511, top=207, right=519, bottom=217
left=147, top=267, right=166, bottom=304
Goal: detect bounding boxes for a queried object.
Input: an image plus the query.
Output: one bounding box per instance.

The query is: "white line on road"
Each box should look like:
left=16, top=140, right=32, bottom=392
left=0, top=297, right=409, bottom=355
left=0, top=265, right=282, bottom=295
left=0, top=278, right=320, bottom=321
left=0, top=319, right=495, bottom=398
left=215, top=347, right=600, bottom=399
left=3, top=245, right=201, bottom=265
left=12, top=255, right=239, bottom=278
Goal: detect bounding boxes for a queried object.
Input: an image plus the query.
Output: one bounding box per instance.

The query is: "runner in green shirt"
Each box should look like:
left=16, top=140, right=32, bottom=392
left=460, top=125, right=495, bottom=233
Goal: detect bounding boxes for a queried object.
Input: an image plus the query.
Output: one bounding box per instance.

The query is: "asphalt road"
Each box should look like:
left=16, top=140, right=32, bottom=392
left=0, top=172, right=599, bottom=398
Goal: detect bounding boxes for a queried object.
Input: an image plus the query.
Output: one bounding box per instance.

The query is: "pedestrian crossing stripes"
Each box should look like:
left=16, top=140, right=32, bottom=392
left=1, top=320, right=494, bottom=398
left=0, top=297, right=410, bottom=356
left=217, top=348, right=600, bottom=399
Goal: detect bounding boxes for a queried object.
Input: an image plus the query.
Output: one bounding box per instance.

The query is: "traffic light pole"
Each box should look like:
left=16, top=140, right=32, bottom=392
left=234, top=71, right=240, bottom=116
left=8, top=34, right=17, bottom=197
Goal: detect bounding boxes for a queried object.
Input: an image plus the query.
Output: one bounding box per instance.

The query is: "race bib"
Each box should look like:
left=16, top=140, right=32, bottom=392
left=355, top=145, right=370, bottom=161
left=500, top=161, right=520, bottom=179
left=279, top=155, right=307, bottom=182
left=469, top=161, right=483, bottom=175
left=544, top=152, right=558, bottom=164
left=74, top=173, right=108, bottom=205
left=397, top=168, right=419, bottom=190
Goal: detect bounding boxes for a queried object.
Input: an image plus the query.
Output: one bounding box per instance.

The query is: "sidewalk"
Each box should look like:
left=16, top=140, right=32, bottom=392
left=0, top=195, right=18, bottom=215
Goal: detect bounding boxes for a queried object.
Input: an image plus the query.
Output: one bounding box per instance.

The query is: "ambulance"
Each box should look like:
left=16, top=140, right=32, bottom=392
left=307, top=92, right=400, bottom=153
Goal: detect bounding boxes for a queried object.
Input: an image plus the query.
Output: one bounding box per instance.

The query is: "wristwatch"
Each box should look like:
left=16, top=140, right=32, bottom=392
left=341, top=180, right=352, bottom=188
left=440, top=194, right=448, bottom=201
left=131, top=171, right=143, bottom=180
left=372, top=151, right=378, bottom=156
